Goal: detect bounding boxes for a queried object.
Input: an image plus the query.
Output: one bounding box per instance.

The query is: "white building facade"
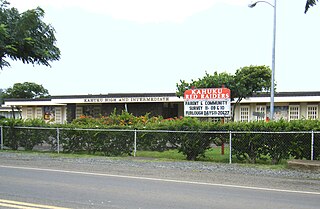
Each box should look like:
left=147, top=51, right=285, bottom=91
left=233, top=92, right=320, bottom=122
left=2, top=92, right=320, bottom=123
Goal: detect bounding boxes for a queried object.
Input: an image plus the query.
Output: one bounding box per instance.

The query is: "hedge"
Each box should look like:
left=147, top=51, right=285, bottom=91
left=1, top=114, right=320, bottom=163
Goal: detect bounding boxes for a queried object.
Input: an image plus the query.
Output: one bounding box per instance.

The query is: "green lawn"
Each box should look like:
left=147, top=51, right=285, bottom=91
left=135, top=147, right=288, bottom=169
left=136, top=147, right=230, bottom=163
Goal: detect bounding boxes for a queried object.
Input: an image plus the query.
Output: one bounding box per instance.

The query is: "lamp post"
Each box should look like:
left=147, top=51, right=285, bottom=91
left=249, top=0, right=276, bottom=121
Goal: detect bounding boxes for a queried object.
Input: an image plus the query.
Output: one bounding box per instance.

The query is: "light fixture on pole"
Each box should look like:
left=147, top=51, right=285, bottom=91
left=248, top=0, right=276, bottom=121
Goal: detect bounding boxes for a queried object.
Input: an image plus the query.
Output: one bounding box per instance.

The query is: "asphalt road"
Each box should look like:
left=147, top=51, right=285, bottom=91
left=0, top=165, right=319, bottom=209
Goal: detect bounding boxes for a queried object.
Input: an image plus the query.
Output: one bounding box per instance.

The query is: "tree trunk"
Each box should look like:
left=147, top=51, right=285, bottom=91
left=11, top=105, right=15, bottom=119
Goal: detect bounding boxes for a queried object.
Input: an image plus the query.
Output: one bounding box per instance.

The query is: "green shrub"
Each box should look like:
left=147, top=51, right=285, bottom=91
left=137, top=131, right=172, bottom=152
left=156, top=117, right=214, bottom=160
left=232, top=132, right=262, bottom=163
left=2, top=115, right=320, bottom=162
left=96, top=131, right=133, bottom=156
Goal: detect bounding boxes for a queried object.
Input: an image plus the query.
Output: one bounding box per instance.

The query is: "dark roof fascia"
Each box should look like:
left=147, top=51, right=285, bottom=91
left=3, top=98, right=52, bottom=102
left=252, top=91, right=320, bottom=97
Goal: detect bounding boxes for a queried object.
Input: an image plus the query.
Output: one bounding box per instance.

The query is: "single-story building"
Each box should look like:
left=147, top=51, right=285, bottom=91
left=0, top=106, right=21, bottom=119
left=1, top=91, right=320, bottom=123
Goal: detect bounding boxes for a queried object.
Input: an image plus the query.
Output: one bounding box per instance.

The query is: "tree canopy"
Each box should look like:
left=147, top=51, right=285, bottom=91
left=305, top=0, right=318, bottom=13
left=176, top=65, right=271, bottom=101
left=176, top=65, right=272, bottom=120
left=2, top=82, right=50, bottom=99
left=0, top=0, right=60, bottom=69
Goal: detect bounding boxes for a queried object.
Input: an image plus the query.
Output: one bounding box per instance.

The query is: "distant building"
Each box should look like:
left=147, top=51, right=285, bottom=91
left=0, top=106, right=21, bottom=119
left=1, top=91, right=320, bottom=123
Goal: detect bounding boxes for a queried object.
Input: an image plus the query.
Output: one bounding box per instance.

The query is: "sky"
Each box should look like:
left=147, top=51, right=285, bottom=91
left=0, top=0, right=319, bottom=96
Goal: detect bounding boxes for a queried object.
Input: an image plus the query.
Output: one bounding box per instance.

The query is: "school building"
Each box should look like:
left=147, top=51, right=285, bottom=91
left=1, top=91, right=320, bottom=123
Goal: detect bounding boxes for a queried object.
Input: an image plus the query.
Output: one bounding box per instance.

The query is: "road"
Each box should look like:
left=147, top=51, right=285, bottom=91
left=0, top=165, right=319, bottom=209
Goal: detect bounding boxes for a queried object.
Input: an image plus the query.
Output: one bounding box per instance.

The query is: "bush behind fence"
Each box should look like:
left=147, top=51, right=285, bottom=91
left=0, top=126, right=319, bottom=164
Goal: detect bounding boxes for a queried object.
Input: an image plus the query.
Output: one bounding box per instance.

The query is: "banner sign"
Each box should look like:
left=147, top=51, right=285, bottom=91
left=184, top=88, right=231, bottom=117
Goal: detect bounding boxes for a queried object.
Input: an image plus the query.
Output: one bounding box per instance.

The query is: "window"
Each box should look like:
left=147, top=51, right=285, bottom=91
left=55, top=107, right=62, bottom=124
left=307, top=105, right=318, bottom=120
left=26, top=107, right=33, bottom=119
left=76, top=106, right=83, bottom=118
left=93, top=106, right=101, bottom=117
left=35, top=107, right=43, bottom=119
left=240, top=106, right=250, bottom=122
left=289, top=105, right=300, bottom=121
left=83, top=105, right=101, bottom=118
left=255, top=105, right=266, bottom=121
left=211, top=118, right=222, bottom=122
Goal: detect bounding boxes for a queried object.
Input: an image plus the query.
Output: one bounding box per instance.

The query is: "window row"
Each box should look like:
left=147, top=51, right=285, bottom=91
left=239, top=105, right=319, bottom=122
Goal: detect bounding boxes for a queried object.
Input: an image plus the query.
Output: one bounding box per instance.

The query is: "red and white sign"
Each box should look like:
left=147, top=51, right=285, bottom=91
left=184, top=88, right=231, bottom=117
left=184, top=88, right=230, bottom=100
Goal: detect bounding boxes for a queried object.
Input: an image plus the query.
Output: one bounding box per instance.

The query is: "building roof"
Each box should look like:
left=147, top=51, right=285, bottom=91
left=50, top=92, right=178, bottom=99
left=252, top=91, right=320, bottom=97
left=2, top=91, right=320, bottom=106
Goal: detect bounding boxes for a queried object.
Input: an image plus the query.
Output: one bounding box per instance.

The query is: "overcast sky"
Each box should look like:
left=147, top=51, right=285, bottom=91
left=0, top=0, right=319, bottom=95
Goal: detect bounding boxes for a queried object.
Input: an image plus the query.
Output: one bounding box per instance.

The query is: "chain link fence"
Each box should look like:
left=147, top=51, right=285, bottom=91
left=0, top=126, right=319, bottom=163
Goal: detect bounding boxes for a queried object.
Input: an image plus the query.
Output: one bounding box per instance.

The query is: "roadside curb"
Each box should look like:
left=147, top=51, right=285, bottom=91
left=288, top=160, right=320, bottom=172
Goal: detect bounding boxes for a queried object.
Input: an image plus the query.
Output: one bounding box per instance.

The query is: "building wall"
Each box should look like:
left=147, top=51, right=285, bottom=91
left=21, top=106, right=66, bottom=124
left=74, top=102, right=180, bottom=119
left=237, top=102, right=320, bottom=122
left=0, top=110, right=20, bottom=119
left=4, top=93, right=320, bottom=123
left=16, top=102, right=320, bottom=123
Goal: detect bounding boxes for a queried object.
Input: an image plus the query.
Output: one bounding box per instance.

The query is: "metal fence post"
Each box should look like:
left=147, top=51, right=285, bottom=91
left=134, top=129, right=137, bottom=157
left=0, top=126, right=3, bottom=150
left=311, top=130, right=314, bottom=161
left=57, top=128, right=60, bottom=154
left=229, top=131, right=232, bottom=164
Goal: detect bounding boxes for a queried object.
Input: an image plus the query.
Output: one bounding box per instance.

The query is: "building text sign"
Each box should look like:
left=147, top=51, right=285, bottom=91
left=184, top=88, right=231, bottom=117
left=83, top=97, right=170, bottom=103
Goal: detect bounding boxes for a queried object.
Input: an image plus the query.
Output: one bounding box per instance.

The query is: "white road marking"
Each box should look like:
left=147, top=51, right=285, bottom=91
left=1, top=164, right=319, bottom=196
left=0, top=198, right=70, bottom=209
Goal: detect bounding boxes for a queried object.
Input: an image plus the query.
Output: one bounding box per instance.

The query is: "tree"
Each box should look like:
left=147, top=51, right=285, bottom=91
left=176, top=71, right=235, bottom=97
left=2, top=82, right=50, bottom=119
left=176, top=65, right=271, bottom=120
left=305, top=0, right=318, bottom=13
left=0, top=0, right=60, bottom=69
left=2, top=82, right=50, bottom=99
left=0, top=88, right=3, bottom=104
left=233, top=65, right=271, bottom=106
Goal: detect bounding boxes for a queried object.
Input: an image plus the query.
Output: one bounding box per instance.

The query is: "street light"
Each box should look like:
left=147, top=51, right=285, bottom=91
left=249, top=0, right=276, bottom=121
left=248, top=1, right=274, bottom=8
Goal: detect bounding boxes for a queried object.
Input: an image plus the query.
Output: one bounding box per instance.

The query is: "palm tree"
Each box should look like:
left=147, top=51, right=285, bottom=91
left=305, top=0, right=318, bottom=13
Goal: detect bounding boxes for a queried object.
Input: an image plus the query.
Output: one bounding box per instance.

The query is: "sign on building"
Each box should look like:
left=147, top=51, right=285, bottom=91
left=184, top=88, right=231, bottom=117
